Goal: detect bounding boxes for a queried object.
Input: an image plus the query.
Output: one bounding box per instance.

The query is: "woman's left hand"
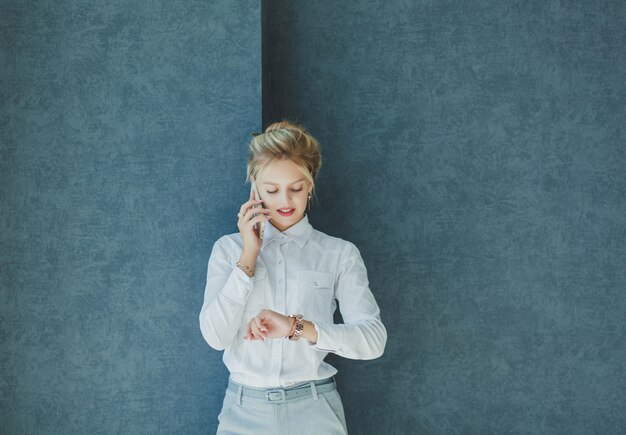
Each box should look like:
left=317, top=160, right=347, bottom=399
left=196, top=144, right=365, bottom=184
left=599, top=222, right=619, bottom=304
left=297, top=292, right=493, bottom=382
left=244, top=309, right=292, bottom=341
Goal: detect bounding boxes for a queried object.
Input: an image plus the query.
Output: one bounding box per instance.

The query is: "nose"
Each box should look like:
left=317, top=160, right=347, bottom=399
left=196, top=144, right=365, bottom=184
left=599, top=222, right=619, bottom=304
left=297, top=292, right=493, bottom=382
left=278, top=190, right=294, bottom=206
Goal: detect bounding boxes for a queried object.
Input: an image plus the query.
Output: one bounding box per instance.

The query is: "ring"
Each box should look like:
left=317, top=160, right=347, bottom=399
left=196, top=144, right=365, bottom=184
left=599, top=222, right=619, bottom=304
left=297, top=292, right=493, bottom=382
left=237, top=212, right=242, bottom=218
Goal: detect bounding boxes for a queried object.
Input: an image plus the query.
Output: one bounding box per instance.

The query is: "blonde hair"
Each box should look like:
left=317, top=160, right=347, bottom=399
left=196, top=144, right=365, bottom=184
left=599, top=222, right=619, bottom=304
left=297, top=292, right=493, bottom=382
left=246, top=120, right=322, bottom=197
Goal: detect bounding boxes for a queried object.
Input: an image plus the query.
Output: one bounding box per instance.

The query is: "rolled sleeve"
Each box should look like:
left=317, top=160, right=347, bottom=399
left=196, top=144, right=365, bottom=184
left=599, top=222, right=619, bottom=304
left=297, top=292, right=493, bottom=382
left=226, top=257, right=254, bottom=304
left=307, top=242, right=387, bottom=360
left=199, top=236, right=256, bottom=350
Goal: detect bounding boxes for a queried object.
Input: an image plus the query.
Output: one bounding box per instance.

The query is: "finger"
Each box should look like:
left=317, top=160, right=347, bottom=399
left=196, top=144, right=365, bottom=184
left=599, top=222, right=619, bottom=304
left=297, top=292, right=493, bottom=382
left=249, top=319, right=265, bottom=341
left=250, top=326, right=264, bottom=341
left=247, top=321, right=257, bottom=340
left=245, top=205, right=269, bottom=219
left=247, top=214, right=271, bottom=230
left=255, top=320, right=268, bottom=339
left=240, top=199, right=264, bottom=215
left=238, top=205, right=267, bottom=225
left=238, top=205, right=250, bottom=222
left=242, top=211, right=270, bottom=231
left=253, top=316, right=268, bottom=336
left=247, top=325, right=260, bottom=341
left=255, top=312, right=269, bottom=331
left=246, top=327, right=260, bottom=341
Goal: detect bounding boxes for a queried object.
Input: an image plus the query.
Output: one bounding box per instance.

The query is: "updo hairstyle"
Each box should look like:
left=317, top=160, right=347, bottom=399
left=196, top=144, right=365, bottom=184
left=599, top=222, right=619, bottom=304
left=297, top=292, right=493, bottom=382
left=246, top=120, right=322, bottom=198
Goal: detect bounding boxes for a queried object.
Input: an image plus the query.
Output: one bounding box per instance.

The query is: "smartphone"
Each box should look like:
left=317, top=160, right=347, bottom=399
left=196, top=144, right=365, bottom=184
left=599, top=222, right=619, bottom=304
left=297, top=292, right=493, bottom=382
left=251, top=181, right=265, bottom=240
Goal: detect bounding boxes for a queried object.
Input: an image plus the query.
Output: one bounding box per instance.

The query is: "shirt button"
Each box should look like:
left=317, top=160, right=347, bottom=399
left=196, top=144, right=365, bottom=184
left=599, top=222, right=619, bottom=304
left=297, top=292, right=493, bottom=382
left=313, top=281, right=319, bottom=287
left=278, top=279, right=283, bottom=284
left=278, top=259, right=283, bottom=264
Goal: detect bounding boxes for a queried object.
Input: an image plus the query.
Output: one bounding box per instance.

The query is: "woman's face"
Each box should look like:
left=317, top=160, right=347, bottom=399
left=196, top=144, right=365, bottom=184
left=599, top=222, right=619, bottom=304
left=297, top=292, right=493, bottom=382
left=254, top=159, right=311, bottom=232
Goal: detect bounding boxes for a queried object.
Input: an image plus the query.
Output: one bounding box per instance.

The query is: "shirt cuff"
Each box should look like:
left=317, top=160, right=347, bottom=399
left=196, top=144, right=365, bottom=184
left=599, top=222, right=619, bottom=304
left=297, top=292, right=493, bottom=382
left=307, top=321, right=344, bottom=353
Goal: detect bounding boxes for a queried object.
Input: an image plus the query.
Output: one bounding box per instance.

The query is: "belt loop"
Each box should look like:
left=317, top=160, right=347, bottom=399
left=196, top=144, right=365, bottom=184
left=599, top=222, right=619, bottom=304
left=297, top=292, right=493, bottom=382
left=237, top=385, right=243, bottom=405
left=310, top=381, right=318, bottom=401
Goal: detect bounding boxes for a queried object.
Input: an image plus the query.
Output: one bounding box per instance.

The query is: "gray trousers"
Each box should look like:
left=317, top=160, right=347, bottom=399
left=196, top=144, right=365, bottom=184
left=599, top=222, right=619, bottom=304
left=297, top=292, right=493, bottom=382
left=216, top=380, right=348, bottom=434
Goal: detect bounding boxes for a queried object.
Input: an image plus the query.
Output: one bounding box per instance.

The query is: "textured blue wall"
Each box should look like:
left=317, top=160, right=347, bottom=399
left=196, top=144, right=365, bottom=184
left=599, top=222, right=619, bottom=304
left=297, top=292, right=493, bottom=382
left=1, top=1, right=260, bottom=433
left=265, top=1, right=626, bottom=434
left=3, top=1, right=625, bottom=434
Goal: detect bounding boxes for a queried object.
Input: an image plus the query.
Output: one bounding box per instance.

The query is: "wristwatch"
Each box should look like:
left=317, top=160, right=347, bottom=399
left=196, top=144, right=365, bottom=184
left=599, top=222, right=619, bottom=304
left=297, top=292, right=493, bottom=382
left=288, top=314, right=304, bottom=341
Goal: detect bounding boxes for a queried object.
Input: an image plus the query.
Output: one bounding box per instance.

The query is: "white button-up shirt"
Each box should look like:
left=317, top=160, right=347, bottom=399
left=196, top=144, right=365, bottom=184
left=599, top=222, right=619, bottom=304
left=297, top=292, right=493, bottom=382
left=199, top=213, right=387, bottom=388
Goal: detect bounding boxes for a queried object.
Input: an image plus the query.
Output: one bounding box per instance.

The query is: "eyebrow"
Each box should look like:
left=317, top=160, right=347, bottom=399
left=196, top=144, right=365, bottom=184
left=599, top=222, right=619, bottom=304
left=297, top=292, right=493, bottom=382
left=262, top=178, right=306, bottom=186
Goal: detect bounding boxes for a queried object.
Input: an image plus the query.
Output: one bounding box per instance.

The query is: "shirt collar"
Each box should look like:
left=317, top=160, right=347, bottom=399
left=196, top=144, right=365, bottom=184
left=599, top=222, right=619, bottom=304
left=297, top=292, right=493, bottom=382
left=262, top=213, right=313, bottom=249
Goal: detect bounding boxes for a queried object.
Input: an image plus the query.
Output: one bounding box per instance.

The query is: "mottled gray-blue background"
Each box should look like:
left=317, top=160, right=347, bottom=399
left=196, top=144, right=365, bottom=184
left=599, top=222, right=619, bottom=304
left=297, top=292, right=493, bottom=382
left=2, top=0, right=625, bottom=434
left=1, top=1, right=259, bottom=433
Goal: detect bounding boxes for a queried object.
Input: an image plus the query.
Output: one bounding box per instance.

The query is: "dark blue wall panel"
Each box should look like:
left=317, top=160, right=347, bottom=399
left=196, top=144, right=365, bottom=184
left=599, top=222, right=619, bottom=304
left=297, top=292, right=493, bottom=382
left=1, top=1, right=260, bottom=433
left=265, top=1, right=625, bottom=434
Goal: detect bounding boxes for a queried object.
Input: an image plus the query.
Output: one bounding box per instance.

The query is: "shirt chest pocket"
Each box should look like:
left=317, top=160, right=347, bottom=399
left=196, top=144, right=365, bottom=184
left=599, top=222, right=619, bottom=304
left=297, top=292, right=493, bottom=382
left=244, top=267, right=267, bottom=314
left=295, top=271, right=335, bottom=321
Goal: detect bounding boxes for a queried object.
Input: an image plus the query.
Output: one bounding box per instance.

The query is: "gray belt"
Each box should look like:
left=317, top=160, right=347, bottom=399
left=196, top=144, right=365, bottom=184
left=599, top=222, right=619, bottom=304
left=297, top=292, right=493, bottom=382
left=227, top=377, right=336, bottom=402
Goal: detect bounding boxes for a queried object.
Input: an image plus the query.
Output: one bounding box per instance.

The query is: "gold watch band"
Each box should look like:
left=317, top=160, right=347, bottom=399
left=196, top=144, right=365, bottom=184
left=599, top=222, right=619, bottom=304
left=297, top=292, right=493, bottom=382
left=288, top=314, right=304, bottom=340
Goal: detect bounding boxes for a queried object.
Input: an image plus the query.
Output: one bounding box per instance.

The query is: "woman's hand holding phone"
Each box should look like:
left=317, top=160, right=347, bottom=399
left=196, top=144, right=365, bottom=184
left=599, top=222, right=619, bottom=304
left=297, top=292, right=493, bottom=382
left=236, top=183, right=271, bottom=256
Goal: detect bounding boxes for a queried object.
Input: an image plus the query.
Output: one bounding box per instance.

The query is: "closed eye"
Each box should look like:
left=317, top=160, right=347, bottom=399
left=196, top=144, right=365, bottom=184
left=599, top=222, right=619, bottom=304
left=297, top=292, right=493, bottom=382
left=266, top=188, right=303, bottom=194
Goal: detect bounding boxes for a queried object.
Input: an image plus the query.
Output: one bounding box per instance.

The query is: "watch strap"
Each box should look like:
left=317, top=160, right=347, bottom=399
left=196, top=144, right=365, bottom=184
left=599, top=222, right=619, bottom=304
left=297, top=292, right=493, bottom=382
left=288, top=314, right=304, bottom=340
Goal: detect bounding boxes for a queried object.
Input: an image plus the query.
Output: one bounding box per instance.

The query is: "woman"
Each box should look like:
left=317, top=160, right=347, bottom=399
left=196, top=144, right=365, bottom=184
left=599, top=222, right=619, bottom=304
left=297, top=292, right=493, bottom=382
left=199, top=120, right=387, bottom=434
